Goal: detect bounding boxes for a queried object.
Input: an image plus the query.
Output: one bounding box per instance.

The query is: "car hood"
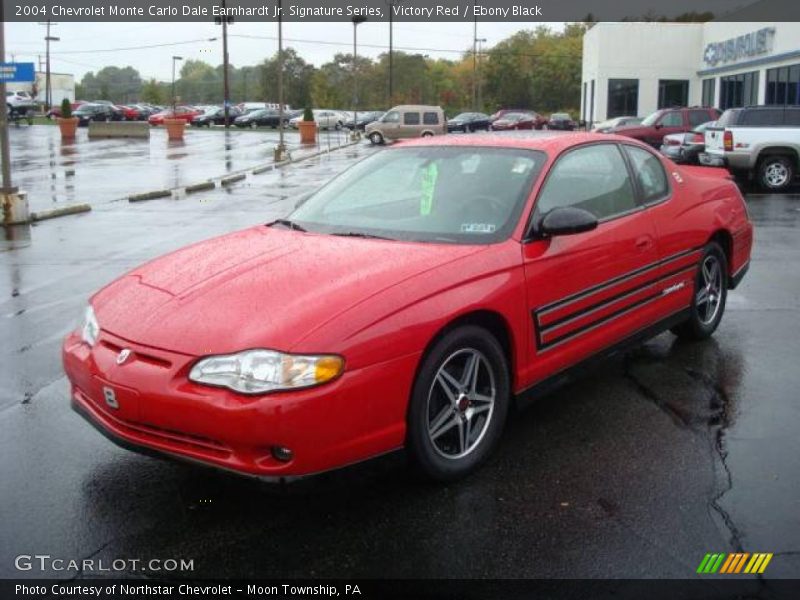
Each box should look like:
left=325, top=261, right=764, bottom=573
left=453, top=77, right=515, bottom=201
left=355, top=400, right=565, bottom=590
left=92, top=226, right=483, bottom=356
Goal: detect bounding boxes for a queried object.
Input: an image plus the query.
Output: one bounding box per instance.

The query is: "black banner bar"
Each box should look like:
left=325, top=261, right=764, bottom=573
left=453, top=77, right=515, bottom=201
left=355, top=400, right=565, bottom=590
left=5, top=0, right=800, bottom=22
left=3, top=579, right=800, bottom=600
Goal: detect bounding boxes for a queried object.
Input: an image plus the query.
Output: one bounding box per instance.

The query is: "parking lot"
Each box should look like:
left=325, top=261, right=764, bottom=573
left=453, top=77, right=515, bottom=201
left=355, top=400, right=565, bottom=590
left=0, top=128, right=798, bottom=585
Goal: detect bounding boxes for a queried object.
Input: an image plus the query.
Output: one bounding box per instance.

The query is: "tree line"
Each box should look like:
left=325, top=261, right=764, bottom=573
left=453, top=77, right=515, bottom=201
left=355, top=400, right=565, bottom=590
left=76, top=24, right=587, bottom=115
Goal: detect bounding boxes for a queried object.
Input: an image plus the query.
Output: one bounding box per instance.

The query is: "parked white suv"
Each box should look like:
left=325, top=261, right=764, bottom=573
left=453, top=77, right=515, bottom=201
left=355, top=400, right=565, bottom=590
left=6, top=91, right=37, bottom=113
left=701, top=106, right=800, bottom=191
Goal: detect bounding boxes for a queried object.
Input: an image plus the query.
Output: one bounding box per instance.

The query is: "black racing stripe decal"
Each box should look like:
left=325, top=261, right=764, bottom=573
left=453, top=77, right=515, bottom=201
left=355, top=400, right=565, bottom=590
left=540, top=264, right=697, bottom=334
left=537, top=246, right=703, bottom=316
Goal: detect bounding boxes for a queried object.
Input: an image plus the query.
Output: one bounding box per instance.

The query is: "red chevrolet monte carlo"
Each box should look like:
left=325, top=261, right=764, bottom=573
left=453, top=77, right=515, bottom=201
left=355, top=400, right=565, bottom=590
left=63, top=134, right=753, bottom=481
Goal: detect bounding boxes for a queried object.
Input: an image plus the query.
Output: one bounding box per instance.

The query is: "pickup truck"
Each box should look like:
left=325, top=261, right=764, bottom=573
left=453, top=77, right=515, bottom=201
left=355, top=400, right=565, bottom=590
left=700, top=106, right=800, bottom=192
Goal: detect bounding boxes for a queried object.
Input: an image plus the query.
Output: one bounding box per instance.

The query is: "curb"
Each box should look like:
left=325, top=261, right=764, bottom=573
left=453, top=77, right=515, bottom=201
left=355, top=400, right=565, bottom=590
left=220, top=173, right=247, bottom=187
left=30, top=203, right=92, bottom=222
left=129, top=189, right=172, bottom=203
left=185, top=181, right=216, bottom=194
left=125, top=139, right=361, bottom=204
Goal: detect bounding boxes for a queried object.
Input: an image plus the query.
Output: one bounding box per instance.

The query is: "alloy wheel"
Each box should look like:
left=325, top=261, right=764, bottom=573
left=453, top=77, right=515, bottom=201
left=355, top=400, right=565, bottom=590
left=426, top=349, right=496, bottom=460
left=764, top=162, right=789, bottom=188
left=696, top=255, right=723, bottom=325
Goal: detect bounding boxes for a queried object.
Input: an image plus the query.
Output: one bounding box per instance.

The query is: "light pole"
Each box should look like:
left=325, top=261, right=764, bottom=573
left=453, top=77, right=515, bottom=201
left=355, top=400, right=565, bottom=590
left=476, top=38, right=486, bottom=112
left=351, top=15, right=367, bottom=141
left=275, top=0, right=287, bottom=161
left=386, top=0, right=394, bottom=104
left=171, top=56, right=183, bottom=112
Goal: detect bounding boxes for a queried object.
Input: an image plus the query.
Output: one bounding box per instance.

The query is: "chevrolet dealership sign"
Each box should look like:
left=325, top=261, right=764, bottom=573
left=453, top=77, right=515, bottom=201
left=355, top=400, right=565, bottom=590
left=703, top=27, right=776, bottom=67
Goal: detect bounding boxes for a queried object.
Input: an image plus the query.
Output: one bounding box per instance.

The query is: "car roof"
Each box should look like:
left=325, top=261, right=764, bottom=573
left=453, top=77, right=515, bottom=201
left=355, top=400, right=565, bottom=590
left=397, top=132, right=651, bottom=155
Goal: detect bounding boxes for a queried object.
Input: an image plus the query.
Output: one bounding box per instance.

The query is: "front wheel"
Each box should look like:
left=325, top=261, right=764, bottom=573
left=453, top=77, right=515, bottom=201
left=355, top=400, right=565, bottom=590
left=406, top=325, right=510, bottom=481
left=368, top=132, right=383, bottom=145
left=758, top=155, right=794, bottom=192
left=672, top=242, right=728, bottom=340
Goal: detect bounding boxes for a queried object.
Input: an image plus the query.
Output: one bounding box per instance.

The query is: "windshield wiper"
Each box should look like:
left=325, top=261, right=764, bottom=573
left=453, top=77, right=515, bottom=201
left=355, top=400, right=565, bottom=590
left=332, top=231, right=393, bottom=240
left=268, top=218, right=306, bottom=232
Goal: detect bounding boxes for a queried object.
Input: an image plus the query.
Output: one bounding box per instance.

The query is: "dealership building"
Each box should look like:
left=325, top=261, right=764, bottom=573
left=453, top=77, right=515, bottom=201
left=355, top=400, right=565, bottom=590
left=581, top=22, right=800, bottom=125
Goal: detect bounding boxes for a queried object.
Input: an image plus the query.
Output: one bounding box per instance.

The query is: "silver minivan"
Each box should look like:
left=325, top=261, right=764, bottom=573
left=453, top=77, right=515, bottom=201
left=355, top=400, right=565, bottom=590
left=365, top=105, right=446, bottom=144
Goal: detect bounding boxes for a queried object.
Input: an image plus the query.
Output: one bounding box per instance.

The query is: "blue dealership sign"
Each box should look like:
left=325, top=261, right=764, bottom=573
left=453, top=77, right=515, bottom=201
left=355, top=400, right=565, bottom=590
left=0, top=63, right=36, bottom=83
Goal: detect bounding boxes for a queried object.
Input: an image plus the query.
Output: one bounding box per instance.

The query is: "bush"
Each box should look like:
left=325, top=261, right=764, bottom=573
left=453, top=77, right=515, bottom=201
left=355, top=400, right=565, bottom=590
left=60, top=98, right=72, bottom=119
left=303, top=107, right=314, bottom=122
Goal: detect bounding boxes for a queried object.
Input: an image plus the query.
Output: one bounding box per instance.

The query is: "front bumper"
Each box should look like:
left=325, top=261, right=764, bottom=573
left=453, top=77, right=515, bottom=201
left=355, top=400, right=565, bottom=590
left=63, top=330, right=416, bottom=477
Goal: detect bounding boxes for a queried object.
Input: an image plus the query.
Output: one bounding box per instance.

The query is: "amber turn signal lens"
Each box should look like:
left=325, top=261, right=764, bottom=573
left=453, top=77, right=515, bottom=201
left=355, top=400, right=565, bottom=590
left=314, top=356, right=344, bottom=383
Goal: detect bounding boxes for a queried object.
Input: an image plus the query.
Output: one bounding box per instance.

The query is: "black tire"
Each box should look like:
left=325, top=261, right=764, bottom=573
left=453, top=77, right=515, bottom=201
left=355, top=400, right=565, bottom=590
left=335, top=121, right=342, bottom=130
left=672, top=242, right=728, bottom=340
left=421, top=132, right=434, bottom=138
left=758, top=155, right=794, bottom=192
left=369, top=132, right=383, bottom=145
left=407, top=325, right=510, bottom=482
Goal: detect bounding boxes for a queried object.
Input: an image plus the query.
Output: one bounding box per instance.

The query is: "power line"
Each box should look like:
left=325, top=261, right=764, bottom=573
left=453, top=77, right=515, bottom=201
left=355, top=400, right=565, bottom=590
left=50, top=37, right=219, bottom=54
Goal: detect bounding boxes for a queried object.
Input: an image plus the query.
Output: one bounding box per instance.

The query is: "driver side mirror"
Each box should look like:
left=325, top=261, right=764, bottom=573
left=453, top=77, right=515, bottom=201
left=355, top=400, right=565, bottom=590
left=531, top=207, right=598, bottom=239
left=654, top=123, right=663, bottom=129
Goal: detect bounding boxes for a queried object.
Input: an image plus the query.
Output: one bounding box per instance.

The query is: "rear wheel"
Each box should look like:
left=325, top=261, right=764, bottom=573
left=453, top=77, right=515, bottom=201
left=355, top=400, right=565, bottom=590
left=422, top=132, right=434, bottom=138
left=758, top=155, right=794, bottom=192
left=672, top=242, right=727, bottom=340
left=407, top=325, right=510, bottom=481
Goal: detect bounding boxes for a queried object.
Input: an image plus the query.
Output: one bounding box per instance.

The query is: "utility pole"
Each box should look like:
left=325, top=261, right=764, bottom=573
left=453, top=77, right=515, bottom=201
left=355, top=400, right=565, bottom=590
left=388, top=0, right=394, bottom=104
left=351, top=16, right=367, bottom=141
left=222, top=0, right=231, bottom=127
left=472, top=12, right=477, bottom=110
left=39, top=21, right=59, bottom=111
left=1, top=3, right=29, bottom=224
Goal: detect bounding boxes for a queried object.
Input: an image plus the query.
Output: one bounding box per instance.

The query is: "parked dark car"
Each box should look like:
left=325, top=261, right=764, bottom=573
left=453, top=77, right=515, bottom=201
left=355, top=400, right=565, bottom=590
left=548, top=113, right=576, bottom=131
left=447, top=112, right=491, bottom=133
left=192, top=106, right=243, bottom=127
left=660, top=121, right=715, bottom=165
left=613, top=106, right=721, bottom=147
left=73, top=103, right=118, bottom=126
left=89, top=100, right=125, bottom=121
left=47, top=101, right=86, bottom=119
left=344, top=111, right=384, bottom=131
left=490, top=112, right=539, bottom=131
left=233, top=108, right=289, bottom=129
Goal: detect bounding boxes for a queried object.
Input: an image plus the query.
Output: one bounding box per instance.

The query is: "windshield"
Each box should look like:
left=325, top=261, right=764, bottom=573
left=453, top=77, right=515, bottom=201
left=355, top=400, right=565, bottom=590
left=288, top=146, right=546, bottom=244
left=641, top=111, right=662, bottom=126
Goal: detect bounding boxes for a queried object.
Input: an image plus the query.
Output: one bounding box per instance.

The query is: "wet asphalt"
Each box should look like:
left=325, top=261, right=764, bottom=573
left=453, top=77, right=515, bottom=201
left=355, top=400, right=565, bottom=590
left=0, top=129, right=798, bottom=584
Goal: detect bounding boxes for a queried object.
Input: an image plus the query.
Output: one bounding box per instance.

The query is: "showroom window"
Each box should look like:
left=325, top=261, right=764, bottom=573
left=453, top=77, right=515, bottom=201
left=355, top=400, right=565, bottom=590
left=719, top=71, right=759, bottom=110
left=658, top=80, right=689, bottom=109
left=607, top=79, right=638, bottom=118
left=702, top=78, right=716, bottom=107
left=766, top=64, right=800, bottom=105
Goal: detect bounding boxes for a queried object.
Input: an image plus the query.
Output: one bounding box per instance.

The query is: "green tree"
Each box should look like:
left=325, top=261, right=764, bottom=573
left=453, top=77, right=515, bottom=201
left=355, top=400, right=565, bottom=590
left=140, top=79, right=165, bottom=105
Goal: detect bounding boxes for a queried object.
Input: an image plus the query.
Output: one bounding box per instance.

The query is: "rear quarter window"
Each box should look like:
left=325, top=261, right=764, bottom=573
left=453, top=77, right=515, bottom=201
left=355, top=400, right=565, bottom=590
left=740, top=109, right=786, bottom=127
left=423, top=112, right=439, bottom=125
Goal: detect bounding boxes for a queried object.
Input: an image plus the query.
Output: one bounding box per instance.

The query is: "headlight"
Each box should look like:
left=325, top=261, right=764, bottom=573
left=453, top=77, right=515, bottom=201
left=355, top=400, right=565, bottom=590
left=81, top=305, right=100, bottom=347
left=189, top=350, right=344, bottom=395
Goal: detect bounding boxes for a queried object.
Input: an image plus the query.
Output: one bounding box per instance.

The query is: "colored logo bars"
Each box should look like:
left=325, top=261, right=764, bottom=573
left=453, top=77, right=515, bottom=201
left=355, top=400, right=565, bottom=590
left=697, top=553, right=773, bottom=574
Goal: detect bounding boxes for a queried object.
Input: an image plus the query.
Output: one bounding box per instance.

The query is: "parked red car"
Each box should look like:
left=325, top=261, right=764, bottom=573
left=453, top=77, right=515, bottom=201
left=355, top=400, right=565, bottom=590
left=490, top=109, right=548, bottom=130
left=120, top=105, right=141, bottom=121
left=491, top=112, right=540, bottom=130
left=47, top=101, right=86, bottom=119
left=148, top=106, right=202, bottom=126
left=63, top=134, right=752, bottom=482
left=613, top=106, right=721, bottom=147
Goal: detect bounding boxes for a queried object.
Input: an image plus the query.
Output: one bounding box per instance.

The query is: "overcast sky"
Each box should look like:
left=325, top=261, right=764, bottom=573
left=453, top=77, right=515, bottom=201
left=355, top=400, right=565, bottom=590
left=6, top=21, right=556, bottom=82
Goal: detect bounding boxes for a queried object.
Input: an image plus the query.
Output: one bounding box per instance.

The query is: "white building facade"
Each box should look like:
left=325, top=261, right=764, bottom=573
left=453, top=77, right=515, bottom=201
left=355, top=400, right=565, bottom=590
left=581, top=22, right=800, bottom=125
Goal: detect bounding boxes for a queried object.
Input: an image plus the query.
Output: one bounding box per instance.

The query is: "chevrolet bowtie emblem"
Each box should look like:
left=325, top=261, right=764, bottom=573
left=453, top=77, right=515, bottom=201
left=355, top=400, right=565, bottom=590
left=117, top=349, right=132, bottom=365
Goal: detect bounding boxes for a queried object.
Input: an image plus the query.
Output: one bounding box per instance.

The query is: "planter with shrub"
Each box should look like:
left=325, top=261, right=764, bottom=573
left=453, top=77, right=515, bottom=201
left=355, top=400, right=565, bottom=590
left=57, top=98, right=79, bottom=139
left=298, top=107, right=316, bottom=144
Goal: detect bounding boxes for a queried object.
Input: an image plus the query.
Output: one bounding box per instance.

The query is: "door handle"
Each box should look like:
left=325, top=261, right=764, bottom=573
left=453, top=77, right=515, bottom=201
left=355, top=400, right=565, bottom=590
left=635, top=236, right=653, bottom=251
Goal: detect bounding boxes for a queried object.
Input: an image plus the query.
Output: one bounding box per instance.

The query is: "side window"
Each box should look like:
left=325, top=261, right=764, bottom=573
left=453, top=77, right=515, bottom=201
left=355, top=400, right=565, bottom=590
left=624, top=146, right=669, bottom=204
left=383, top=111, right=400, bottom=123
left=404, top=112, right=421, bottom=125
left=423, top=112, right=439, bottom=125
left=536, top=144, right=637, bottom=220
left=659, top=111, right=683, bottom=127
left=741, top=109, right=784, bottom=126
left=689, top=110, right=711, bottom=127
